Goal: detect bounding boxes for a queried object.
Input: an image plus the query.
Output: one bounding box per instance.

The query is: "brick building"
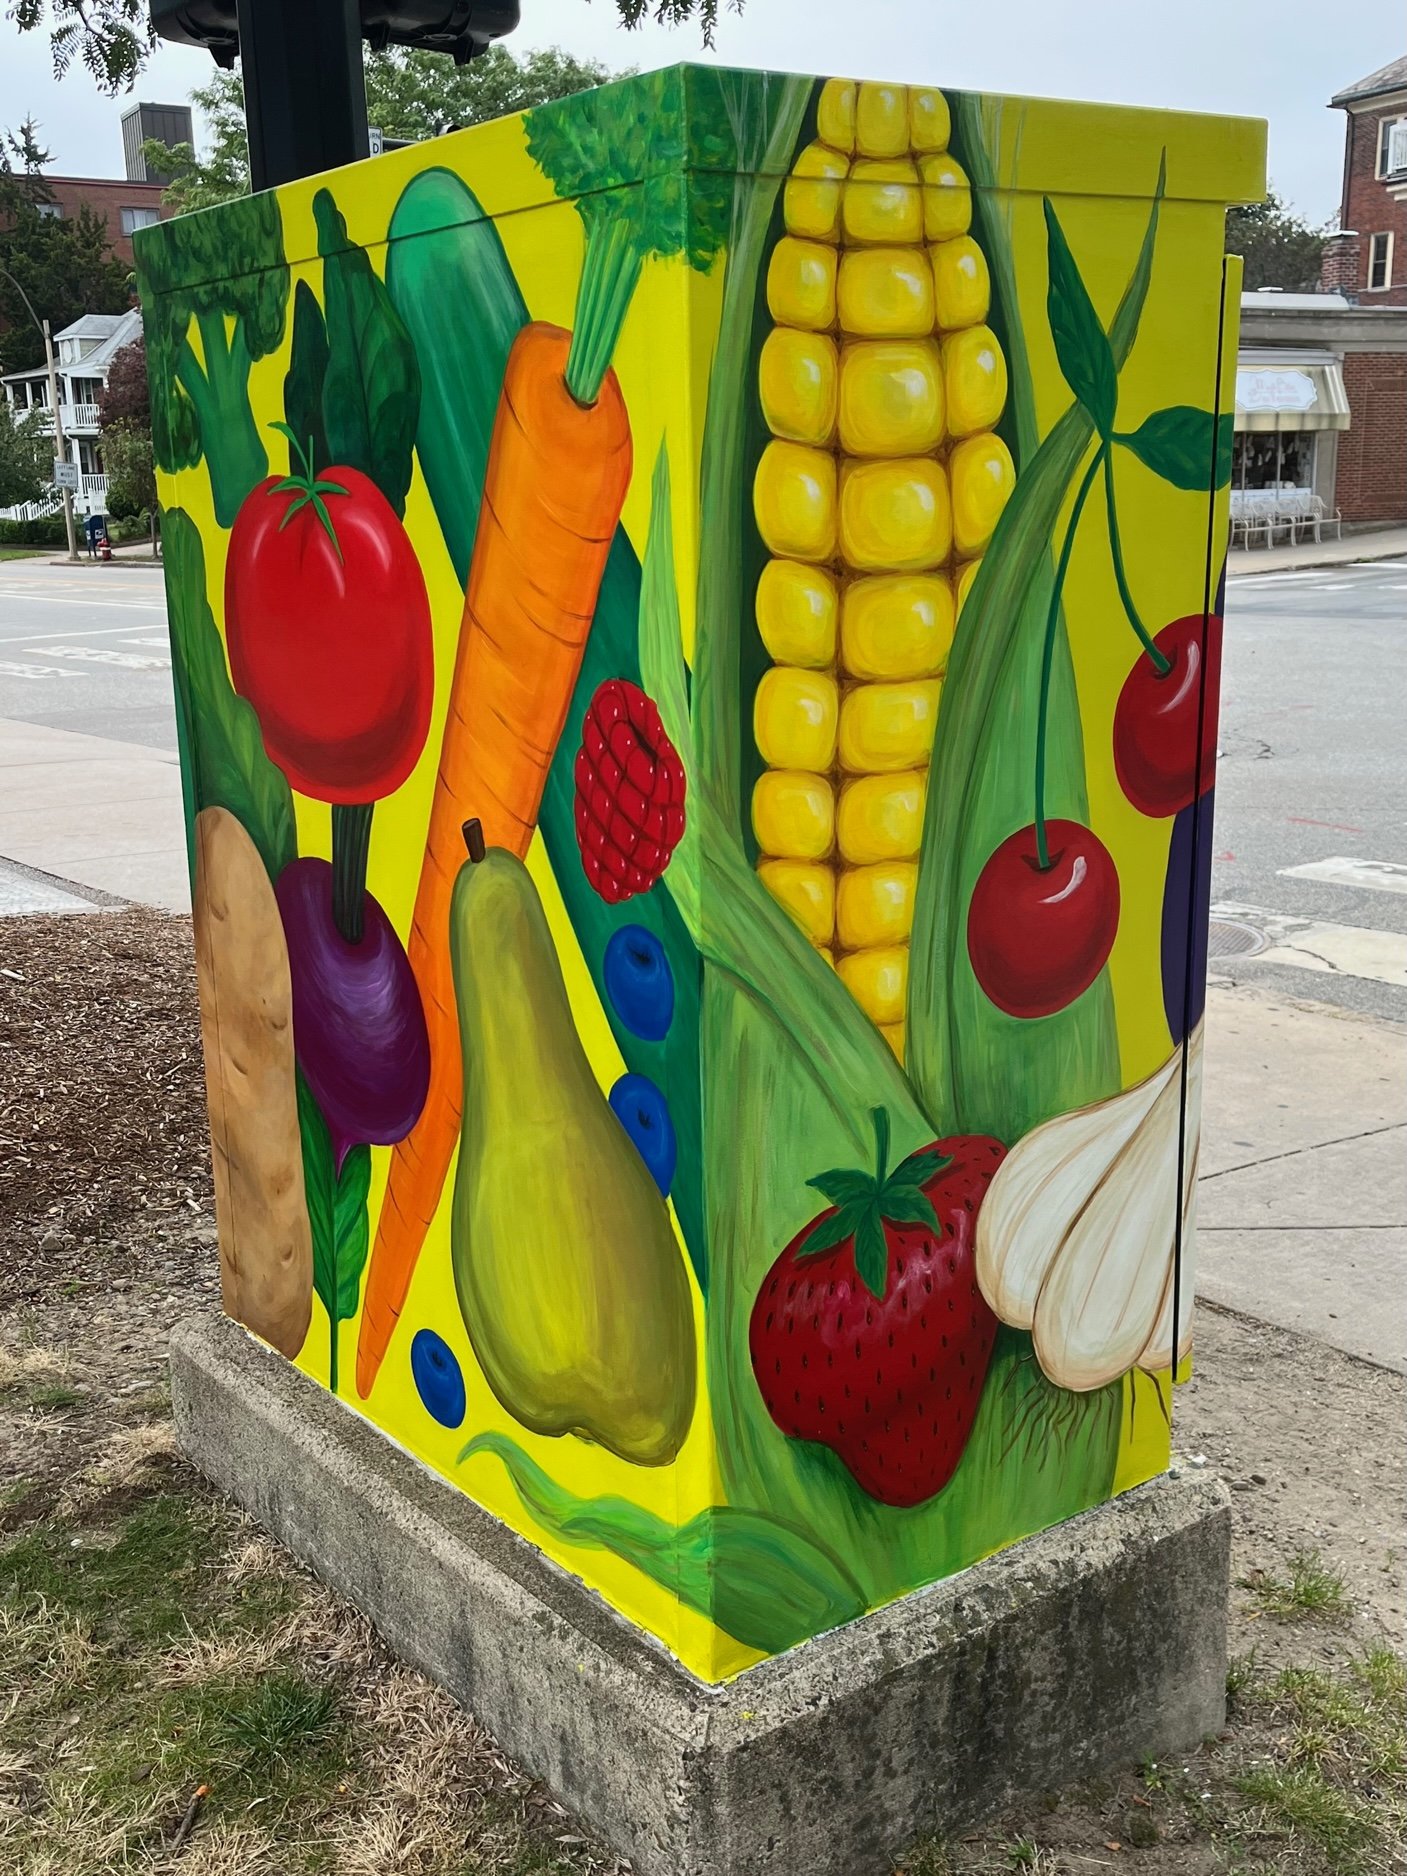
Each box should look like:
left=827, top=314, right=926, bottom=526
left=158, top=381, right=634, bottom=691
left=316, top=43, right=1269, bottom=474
left=1323, top=55, right=1407, bottom=307
left=36, top=175, right=172, bottom=266
left=1229, top=53, right=1407, bottom=532
left=5, top=102, right=189, bottom=266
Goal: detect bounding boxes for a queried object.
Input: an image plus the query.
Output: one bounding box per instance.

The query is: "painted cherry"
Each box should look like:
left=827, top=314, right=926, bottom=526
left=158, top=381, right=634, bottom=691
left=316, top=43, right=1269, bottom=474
left=967, top=819, right=1120, bottom=1019
left=1113, top=613, right=1222, bottom=819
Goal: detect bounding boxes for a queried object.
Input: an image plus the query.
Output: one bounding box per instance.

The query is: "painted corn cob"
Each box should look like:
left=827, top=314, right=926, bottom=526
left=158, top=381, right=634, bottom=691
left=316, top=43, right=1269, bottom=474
left=751, top=78, right=1015, bottom=1061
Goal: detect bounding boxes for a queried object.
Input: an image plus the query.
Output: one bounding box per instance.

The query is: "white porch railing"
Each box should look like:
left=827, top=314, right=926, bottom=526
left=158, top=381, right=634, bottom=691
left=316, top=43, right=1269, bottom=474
left=1, top=474, right=110, bottom=523
left=61, top=402, right=103, bottom=433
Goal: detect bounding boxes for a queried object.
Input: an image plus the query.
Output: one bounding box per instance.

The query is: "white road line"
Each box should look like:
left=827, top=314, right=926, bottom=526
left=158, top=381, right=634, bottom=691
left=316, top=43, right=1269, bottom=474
left=1212, top=901, right=1407, bottom=990
left=0, top=660, right=78, bottom=680
left=0, top=623, right=166, bottom=644
left=0, top=592, right=163, bottom=612
left=37, top=645, right=171, bottom=671
left=1280, top=857, right=1407, bottom=897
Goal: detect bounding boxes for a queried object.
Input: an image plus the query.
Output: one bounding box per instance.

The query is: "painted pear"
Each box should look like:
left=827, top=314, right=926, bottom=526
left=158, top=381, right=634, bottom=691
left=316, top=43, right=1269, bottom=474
left=450, top=845, right=696, bottom=1465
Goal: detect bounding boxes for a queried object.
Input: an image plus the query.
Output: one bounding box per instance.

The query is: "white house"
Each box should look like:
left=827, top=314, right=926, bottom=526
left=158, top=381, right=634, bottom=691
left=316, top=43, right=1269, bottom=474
left=1, top=307, right=143, bottom=519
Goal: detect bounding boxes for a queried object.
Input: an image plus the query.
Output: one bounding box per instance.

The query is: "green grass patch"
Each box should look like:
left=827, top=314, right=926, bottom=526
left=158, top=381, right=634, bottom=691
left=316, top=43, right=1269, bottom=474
left=1, top=1493, right=219, bottom=1643
left=1234, top=1764, right=1376, bottom=1863
left=1245, top=1547, right=1353, bottom=1621
left=25, top=1382, right=85, bottom=1410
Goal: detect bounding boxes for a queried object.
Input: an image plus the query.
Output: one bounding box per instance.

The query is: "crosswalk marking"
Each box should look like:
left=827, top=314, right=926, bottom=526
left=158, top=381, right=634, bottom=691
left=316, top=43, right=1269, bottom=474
left=0, top=661, right=78, bottom=681
left=1211, top=901, right=1407, bottom=990
left=1280, top=857, right=1407, bottom=897
left=36, top=645, right=171, bottom=672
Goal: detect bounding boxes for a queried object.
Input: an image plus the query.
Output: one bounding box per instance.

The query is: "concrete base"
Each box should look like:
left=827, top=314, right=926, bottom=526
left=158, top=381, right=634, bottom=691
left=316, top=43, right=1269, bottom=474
left=170, top=1311, right=1231, bottom=1876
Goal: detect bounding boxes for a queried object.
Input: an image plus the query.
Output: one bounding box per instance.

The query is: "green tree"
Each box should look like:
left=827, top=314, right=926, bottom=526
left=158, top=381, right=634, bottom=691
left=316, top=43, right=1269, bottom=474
left=98, top=335, right=157, bottom=552
left=11, top=1, right=733, bottom=93
left=0, top=397, right=50, bottom=508
left=144, top=45, right=617, bottom=213
left=1226, top=188, right=1329, bottom=293
left=0, top=122, right=132, bottom=374
left=101, top=420, right=158, bottom=552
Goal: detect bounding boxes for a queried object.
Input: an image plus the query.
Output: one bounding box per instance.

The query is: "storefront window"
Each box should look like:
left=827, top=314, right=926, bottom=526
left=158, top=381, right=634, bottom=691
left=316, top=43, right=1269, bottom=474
left=1232, top=432, right=1316, bottom=491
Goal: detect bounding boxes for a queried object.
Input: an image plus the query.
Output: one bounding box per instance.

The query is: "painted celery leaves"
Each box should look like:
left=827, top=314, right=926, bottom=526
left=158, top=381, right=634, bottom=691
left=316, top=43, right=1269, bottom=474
left=164, top=508, right=296, bottom=886
left=1044, top=192, right=1232, bottom=491
left=312, top=188, right=421, bottom=516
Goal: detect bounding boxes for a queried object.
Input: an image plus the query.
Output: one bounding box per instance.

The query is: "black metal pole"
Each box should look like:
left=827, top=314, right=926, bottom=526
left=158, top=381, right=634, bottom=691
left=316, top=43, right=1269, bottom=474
left=236, top=0, right=370, bottom=192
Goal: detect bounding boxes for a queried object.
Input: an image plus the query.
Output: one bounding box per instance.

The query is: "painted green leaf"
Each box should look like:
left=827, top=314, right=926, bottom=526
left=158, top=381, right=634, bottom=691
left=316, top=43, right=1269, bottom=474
left=283, top=280, right=331, bottom=478
left=333, top=1145, right=372, bottom=1321
left=853, top=1211, right=889, bottom=1299
left=462, top=1431, right=868, bottom=1655
left=637, top=443, right=699, bottom=933
left=314, top=188, right=421, bottom=517
left=163, top=508, right=296, bottom=886
left=1121, top=405, right=1233, bottom=491
left=299, top=1080, right=371, bottom=1390
left=796, top=1200, right=865, bottom=1260
left=1043, top=197, right=1118, bottom=437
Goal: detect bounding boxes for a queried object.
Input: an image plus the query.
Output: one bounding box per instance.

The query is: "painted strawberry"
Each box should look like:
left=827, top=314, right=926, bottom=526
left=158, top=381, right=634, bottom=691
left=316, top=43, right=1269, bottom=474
left=749, top=1110, right=1005, bottom=1508
left=574, top=679, right=687, bottom=904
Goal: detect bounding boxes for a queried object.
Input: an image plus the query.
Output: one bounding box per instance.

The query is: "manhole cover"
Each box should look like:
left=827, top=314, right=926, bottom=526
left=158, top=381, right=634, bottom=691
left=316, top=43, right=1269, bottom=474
left=1207, top=918, right=1266, bottom=959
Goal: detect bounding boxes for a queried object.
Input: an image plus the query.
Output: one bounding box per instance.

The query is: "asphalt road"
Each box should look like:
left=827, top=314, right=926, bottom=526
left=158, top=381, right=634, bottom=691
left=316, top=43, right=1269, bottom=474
left=1214, top=558, right=1407, bottom=1024
left=0, top=557, right=174, bottom=752
left=0, top=552, right=1403, bottom=1024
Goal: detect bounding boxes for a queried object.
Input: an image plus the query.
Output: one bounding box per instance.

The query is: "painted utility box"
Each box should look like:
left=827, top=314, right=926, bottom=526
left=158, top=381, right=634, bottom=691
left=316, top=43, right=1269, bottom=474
left=137, top=67, right=1265, bottom=1686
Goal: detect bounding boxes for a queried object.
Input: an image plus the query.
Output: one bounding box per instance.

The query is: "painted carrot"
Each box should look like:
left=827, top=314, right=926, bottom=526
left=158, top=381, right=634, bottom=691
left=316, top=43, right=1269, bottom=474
left=355, top=326, right=630, bottom=1395
left=357, top=70, right=737, bottom=1397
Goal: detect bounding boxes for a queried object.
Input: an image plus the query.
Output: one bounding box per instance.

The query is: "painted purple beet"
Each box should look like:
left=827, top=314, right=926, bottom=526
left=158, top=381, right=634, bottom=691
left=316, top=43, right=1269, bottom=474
left=1161, top=786, right=1215, bottom=1045
left=276, top=858, right=429, bottom=1166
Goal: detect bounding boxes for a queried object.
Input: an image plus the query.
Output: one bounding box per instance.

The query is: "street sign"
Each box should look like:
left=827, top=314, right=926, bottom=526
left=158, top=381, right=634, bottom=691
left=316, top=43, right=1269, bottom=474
left=52, top=460, right=80, bottom=493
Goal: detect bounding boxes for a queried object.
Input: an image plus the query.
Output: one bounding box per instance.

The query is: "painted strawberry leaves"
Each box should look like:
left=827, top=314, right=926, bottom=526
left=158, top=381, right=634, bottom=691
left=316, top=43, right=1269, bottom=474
left=796, top=1108, right=949, bottom=1298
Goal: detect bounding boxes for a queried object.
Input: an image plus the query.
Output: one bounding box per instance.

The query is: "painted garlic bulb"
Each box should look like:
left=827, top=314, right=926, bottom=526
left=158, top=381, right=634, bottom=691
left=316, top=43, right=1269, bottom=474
left=976, top=1023, right=1204, bottom=1392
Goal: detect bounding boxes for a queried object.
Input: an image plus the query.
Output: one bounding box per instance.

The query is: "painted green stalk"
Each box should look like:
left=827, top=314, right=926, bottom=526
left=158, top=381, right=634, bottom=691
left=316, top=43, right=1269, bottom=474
left=693, top=75, right=812, bottom=834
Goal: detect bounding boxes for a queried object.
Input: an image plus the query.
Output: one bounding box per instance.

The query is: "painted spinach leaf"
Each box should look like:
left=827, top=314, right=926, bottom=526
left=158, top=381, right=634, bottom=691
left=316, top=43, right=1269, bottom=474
left=313, top=188, right=421, bottom=517
left=164, top=507, right=296, bottom=885
left=283, top=280, right=331, bottom=478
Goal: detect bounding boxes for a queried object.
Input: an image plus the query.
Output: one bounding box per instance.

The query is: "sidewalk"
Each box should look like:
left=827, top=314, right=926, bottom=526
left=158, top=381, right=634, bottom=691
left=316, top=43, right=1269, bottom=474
left=0, top=717, right=189, bottom=913
left=1197, top=976, right=1406, bottom=1372
left=1227, top=522, right=1407, bottom=577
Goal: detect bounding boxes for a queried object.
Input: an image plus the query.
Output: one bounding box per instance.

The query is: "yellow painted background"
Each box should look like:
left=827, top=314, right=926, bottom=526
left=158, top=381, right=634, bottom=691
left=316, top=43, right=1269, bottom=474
left=156, top=75, right=1261, bottom=1682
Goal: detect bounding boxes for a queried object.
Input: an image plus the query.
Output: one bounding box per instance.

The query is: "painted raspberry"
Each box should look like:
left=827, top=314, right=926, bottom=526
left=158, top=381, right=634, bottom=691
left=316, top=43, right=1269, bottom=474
left=574, top=679, right=687, bottom=904
left=750, top=1110, right=1005, bottom=1508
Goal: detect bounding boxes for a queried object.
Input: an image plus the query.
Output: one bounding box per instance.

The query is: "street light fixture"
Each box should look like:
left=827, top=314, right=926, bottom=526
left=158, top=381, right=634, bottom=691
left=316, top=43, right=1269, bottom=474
left=0, top=263, right=79, bottom=562
left=150, top=1, right=520, bottom=190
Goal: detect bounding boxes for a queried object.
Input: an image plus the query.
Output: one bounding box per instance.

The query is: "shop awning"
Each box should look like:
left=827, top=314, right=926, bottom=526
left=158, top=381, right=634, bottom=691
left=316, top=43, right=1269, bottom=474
left=1234, top=362, right=1350, bottom=432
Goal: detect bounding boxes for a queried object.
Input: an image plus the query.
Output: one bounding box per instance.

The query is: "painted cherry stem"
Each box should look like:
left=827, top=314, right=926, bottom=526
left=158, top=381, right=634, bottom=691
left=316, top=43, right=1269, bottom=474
left=1103, top=447, right=1173, bottom=676
left=1033, top=441, right=1105, bottom=870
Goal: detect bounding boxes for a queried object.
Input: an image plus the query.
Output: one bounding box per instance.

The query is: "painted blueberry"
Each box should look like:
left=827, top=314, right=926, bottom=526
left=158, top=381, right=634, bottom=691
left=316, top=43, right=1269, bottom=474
left=603, top=924, right=675, bottom=1042
left=609, top=1072, right=677, bottom=1197
left=410, top=1328, right=466, bottom=1429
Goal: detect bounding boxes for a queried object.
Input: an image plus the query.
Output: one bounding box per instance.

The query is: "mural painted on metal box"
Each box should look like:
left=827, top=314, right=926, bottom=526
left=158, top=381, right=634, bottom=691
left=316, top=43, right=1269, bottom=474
left=137, top=66, right=1261, bottom=1683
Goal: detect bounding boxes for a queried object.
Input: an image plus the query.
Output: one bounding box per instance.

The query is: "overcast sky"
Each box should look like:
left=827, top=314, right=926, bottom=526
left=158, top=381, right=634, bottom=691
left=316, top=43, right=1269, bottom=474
left=1, top=0, right=1401, bottom=223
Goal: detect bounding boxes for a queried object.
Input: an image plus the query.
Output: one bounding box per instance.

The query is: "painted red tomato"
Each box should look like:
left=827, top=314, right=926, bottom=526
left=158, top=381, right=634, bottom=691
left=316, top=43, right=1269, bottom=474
left=225, top=468, right=433, bottom=804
